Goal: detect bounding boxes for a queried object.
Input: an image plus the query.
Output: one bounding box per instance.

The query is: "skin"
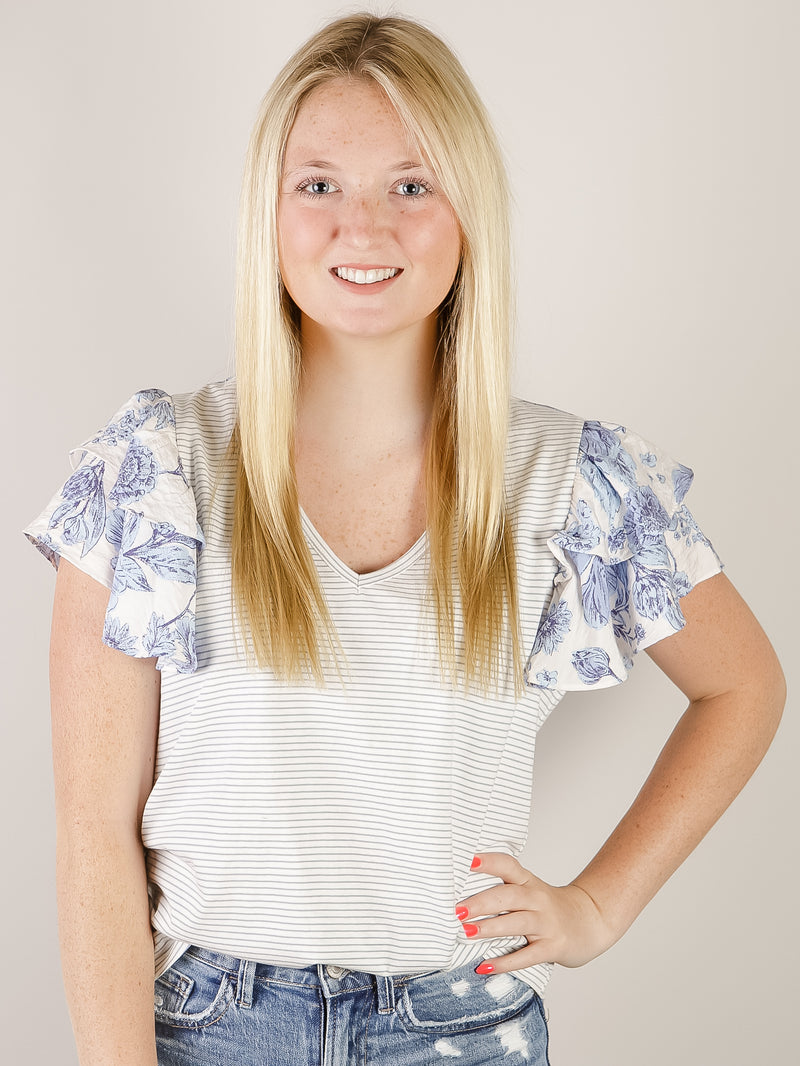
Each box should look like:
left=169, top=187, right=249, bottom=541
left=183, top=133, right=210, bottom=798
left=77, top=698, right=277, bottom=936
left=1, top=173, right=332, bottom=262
left=281, top=77, right=461, bottom=573
left=51, top=559, right=160, bottom=1066
left=281, top=78, right=785, bottom=967
left=50, top=78, right=463, bottom=1066
left=456, top=573, right=785, bottom=974
left=49, top=76, right=785, bottom=1066
left=277, top=77, right=461, bottom=355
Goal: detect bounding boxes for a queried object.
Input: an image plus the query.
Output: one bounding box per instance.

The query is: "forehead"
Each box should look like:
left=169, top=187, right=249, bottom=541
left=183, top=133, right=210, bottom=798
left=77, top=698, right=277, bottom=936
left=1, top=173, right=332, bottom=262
left=284, top=77, right=419, bottom=163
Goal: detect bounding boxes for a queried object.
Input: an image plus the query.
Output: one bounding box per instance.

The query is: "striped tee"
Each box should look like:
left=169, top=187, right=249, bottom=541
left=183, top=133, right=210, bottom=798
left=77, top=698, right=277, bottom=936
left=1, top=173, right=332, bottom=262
left=25, top=378, right=723, bottom=996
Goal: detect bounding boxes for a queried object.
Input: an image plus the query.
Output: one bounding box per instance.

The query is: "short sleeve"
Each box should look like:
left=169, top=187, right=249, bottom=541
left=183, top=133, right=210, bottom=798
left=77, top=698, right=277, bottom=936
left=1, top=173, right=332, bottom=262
left=524, top=420, right=723, bottom=691
left=24, top=389, right=204, bottom=674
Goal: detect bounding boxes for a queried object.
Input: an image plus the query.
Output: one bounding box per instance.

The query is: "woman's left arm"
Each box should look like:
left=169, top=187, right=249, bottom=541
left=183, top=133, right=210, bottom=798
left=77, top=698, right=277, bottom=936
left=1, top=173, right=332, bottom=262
left=458, top=572, right=786, bottom=972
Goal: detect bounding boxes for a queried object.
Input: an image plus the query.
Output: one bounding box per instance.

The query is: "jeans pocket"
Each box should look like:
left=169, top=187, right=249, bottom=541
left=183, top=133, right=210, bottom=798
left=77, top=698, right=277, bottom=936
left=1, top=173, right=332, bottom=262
left=154, top=950, right=235, bottom=1030
left=396, top=968, right=537, bottom=1036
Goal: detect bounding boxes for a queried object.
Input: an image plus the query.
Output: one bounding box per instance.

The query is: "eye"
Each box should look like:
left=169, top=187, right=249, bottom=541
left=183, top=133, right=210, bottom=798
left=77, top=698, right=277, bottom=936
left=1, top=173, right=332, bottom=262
left=296, top=176, right=339, bottom=199
left=394, top=178, right=432, bottom=198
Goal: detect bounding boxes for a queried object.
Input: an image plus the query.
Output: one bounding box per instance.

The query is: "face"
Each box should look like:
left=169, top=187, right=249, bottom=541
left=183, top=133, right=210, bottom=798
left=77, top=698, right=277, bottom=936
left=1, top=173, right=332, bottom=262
left=277, top=78, right=462, bottom=348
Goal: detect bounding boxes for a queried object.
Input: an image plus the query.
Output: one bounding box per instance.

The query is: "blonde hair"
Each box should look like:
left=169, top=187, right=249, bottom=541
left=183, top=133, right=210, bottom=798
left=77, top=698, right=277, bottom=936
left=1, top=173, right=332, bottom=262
left=232, top=12, right=520, bottom=692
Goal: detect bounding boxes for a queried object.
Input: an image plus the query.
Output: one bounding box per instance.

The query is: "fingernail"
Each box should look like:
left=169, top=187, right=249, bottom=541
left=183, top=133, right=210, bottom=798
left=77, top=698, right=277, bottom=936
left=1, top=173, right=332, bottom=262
left=476, top=962, right=495, bottom=975
left=455, top=906, right=469, bottom=921
left=470, top=856, right=482, bottom=870
left=462, top=923, right=479, bottom=938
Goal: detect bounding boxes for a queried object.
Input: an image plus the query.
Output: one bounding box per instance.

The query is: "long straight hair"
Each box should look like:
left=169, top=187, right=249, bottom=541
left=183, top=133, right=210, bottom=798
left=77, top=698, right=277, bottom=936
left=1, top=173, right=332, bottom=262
left=231, top=13, right=520, bottom=693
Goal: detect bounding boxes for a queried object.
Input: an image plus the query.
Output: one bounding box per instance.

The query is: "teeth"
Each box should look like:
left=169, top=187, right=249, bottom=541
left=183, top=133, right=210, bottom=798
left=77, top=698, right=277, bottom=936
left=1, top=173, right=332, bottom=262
left=335, top=267, right=398, bottom=284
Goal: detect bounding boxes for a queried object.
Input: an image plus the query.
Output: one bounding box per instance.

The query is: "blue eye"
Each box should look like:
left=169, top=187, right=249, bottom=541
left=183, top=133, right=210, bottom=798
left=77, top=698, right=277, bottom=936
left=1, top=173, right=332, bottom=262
left=297, top=176, right=339, bottom=198
left=396, top=180, right=430, bottom=197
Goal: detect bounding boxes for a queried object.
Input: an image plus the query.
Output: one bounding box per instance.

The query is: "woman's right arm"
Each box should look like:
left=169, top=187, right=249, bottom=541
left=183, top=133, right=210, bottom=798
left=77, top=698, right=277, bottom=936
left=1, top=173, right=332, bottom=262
left=50, top=559, right=160, bottom=1066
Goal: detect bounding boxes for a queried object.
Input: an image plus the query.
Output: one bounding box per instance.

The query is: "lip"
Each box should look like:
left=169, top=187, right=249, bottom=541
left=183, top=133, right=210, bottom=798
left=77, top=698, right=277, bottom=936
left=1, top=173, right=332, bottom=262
left=329, top=266, right=403, bottom=291
left=332, top=264, right=402, bottom=270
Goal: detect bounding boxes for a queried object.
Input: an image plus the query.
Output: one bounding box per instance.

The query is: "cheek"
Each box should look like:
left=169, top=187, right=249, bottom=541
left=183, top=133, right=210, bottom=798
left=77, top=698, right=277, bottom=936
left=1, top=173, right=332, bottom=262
left=413, top=212, right=462, bottom=282
left=277, top=203, right=328, bottom=274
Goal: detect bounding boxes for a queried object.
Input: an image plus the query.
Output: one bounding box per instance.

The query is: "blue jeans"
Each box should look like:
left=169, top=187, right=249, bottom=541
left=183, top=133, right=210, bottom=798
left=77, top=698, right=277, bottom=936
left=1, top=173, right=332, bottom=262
left=155, top=946, right=551, bottom=1065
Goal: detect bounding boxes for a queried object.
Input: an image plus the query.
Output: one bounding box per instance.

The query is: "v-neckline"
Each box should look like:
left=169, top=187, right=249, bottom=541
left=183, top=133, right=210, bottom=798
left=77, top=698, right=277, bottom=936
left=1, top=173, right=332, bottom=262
left=299, top=507, right=428, bottom=588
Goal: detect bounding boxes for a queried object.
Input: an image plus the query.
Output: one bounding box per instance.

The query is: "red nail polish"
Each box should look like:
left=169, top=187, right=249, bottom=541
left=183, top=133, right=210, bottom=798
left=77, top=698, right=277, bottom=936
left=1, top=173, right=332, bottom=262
left=455, top=906, right=469, bottom=921
left=463, top=923, right=479, bottom=938
left=470, top=856, right=482, bottom=870
left=476, top=962, right=495, bottom=975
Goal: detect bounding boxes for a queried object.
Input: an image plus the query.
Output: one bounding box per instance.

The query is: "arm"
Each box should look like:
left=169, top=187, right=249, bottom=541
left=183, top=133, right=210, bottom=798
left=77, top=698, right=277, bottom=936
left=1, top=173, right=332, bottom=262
left=457, top=572, right=786, bottom=972
left=50, top=559, right=160, bottom=1064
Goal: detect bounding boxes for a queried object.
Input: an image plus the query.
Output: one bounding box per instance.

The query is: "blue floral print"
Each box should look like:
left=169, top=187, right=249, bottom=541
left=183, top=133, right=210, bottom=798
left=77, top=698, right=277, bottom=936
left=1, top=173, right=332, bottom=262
left=672, top=464, right=694, bottom=504
left=89, top=389, right=176, bottom=447
left=553, top=499, right=602, bottom=554
left=24, top=389, right=204, bottom=674
left=110, top=442, right=161, bottom=505
left=578, top=420, right=638, bottom=520
left=47, top=460, right=107, bottom=557
left=532, top=600, right=573, bottom=655
left=142, top=609, right=196, bottom=672
left=607, top=526, right=627, bottom=553
left=672, top=569, right=693, bottom=599
left=571, top=648, right=623, bottom=685
left=526, top=420, right=723, bottom=692
left=103, top=616, right=139, bottom=656
left=672, top=503, right=713, bottom=548
left=125, top=522, right=200, bottom=584
left=630, top=564, right=672, bottom=621
left=623, top=486, right=671, bottom=552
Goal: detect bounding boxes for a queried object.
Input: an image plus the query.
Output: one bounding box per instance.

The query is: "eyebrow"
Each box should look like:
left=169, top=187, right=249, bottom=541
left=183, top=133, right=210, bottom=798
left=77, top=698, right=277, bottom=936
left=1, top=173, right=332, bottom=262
left=285, top=159, right=337, bottom=171
left=283, top=158, right=425, bottom=174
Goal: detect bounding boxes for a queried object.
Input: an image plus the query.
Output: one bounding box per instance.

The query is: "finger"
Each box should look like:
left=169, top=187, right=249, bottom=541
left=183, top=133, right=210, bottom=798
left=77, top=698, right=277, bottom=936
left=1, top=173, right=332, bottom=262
left=471, top=852, right=534, bottom=886
left=455, top=884, right=532, bottom=920
left=461, top=912, right=544, bottom=941
left=474, top=941, right=555, bottom=976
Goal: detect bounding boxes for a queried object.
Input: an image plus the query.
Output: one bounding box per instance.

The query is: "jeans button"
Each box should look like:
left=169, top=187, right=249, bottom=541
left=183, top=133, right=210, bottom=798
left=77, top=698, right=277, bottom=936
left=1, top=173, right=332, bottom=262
left=326, top=965, right=348, bottom=979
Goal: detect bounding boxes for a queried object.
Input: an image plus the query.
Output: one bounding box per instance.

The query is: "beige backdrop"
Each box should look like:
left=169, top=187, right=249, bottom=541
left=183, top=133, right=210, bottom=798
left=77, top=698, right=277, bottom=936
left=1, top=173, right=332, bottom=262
left=3, top=1, right=797, bottom=1063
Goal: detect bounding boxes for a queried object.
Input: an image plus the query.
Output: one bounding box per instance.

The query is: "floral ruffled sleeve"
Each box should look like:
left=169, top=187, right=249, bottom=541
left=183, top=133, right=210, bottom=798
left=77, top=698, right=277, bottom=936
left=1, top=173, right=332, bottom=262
left=525, top=420, right=723, bottom=691
left=24, top=389, right=204, bottom=674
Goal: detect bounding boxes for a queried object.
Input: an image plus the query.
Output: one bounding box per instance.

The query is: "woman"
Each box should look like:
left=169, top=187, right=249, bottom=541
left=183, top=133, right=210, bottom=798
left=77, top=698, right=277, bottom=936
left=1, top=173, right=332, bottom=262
left=25, top=13, right=784, bottom=1066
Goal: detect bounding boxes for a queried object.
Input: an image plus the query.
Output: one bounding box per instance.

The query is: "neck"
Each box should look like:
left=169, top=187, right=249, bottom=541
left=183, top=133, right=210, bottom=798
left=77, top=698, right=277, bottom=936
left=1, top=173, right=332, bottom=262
left=295, top=317, right=438, bottom=446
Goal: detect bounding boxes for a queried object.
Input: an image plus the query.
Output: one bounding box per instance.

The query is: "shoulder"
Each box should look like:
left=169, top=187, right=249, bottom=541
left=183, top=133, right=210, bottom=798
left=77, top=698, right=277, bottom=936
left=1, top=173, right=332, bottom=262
left=509, top=396, right=585, bottom=444
left=570, top=418, right=697, bottom=541
left=171, top=378, right=237, bottom=443
left=170, top=378, right=237, bottom=484
left=507, top=400, right=696, bottom=504
left=524, top=411, right=723, bottom=692
left=506, top=398, right=585, bottom=494
left=25, top=385, right=207, bottom=674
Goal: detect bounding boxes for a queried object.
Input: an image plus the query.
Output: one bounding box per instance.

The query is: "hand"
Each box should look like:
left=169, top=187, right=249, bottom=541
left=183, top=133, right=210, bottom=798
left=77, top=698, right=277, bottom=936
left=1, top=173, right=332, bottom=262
left=455, top=853, right=616, bottom=974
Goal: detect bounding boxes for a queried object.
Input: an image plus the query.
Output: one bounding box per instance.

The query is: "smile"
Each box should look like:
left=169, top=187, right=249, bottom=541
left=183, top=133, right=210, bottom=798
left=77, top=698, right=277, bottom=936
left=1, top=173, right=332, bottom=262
left=332, top=266, right=401, bottom=285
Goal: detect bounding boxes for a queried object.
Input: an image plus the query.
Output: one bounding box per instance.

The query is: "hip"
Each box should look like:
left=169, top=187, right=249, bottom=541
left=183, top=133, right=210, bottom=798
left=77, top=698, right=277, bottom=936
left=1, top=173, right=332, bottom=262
left=154, top=945, right=551, bottom=1066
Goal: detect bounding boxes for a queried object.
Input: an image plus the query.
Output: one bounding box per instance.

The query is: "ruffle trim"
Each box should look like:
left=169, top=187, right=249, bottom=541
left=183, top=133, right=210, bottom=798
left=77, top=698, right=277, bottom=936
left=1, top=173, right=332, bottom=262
left=525, top=420, right=723, bottom=691
left=25, top=389, right=204, bottom=674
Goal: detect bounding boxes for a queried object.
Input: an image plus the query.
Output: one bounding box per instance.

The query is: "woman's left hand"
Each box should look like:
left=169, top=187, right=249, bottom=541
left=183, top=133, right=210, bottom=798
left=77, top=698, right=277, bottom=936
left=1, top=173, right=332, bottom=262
left=458, top=578, right=785, bottom=977
left=456, top=853, right=615, bottom=973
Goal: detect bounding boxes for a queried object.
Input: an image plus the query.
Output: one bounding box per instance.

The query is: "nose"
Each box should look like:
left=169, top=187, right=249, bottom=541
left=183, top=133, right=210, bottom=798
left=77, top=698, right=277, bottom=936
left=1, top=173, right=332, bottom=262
left=336, top=192, right=387, bottom=248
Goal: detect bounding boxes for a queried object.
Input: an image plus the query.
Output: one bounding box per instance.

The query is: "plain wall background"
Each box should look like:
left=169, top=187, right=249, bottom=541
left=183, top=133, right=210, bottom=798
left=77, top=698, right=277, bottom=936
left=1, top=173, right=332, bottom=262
left=2, top=1, right=797, bottom=1063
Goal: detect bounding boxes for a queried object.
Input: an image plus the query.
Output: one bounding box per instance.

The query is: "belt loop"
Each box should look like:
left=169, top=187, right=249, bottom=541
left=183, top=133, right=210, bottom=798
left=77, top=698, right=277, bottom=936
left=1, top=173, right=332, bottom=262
left=376, top=974, right=396, bottom=1014
left=236, top=958, right=256, bottom=1009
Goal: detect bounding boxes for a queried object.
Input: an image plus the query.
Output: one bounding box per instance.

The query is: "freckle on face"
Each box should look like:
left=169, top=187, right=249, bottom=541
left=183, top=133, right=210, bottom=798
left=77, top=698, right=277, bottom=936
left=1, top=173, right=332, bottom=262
left=276, top=77, right=461, bottom=346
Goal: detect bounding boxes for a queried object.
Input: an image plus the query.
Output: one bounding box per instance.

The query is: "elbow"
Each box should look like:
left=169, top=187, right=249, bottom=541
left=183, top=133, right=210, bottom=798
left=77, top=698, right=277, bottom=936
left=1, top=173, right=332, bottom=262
left=766, top=653, right=787, bottom=734
left=742, top=645, right=786, bottom=758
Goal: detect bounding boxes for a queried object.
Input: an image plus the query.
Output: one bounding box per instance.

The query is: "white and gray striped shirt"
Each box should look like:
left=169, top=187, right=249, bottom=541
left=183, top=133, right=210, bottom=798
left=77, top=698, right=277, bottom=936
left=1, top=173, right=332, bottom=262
left=26, top=378, right=722, bottom=996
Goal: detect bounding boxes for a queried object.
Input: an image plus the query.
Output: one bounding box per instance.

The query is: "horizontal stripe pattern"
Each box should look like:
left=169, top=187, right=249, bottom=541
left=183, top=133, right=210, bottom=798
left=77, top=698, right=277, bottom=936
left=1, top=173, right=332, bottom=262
left=145, top=380, right=583, bottom=996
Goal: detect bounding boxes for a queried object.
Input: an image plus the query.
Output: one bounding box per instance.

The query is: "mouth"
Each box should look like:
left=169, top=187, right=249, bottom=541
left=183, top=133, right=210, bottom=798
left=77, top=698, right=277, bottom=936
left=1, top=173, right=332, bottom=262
left=331, top=266, right=402, bottom=285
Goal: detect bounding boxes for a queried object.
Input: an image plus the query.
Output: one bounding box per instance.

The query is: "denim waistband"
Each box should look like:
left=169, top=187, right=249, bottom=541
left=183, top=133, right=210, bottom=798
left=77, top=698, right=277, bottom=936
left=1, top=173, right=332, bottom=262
left=183, top=945, right=440, bottom=1014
